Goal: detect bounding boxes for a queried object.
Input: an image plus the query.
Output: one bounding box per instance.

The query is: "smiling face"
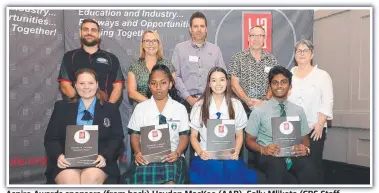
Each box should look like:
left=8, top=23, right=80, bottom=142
left=142, top=32, right=159, bottom=57
left=149, top=70, right=172, bottom=101
left=209, top=71, right=227, bottom=95
left=80, top=22, right=100, bottom=47
left=270, top=73, right=291, bottom=99
left=75, top=72, right=99, bottom=99
left=248, top=26, right=265, bottom=50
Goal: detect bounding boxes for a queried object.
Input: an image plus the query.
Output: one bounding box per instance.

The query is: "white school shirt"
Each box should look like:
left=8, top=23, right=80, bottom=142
left=288, top=65, right=334, bottom=128
left=128, top=96, right=190, bottom=153
left=189, top=97, right=247, bottom=154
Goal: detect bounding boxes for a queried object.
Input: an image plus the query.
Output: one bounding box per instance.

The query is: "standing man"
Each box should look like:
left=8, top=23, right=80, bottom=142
left=229, top=25, right=278, bottom=112
left=58, top=18, right=125, bottom=103
left=172, top=11, right=226, bottom=112
left=245, top=66, right=317, bottom=184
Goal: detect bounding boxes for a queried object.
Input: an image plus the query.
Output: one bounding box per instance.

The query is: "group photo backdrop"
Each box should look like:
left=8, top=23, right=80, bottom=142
left=8, top=8, right=313, bottom=184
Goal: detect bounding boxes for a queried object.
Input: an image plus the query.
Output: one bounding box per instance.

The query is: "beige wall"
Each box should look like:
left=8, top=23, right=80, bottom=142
left=313, top=9, right=371, bottom=167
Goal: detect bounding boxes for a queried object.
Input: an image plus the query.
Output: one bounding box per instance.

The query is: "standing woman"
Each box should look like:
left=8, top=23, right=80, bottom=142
left=128, top=30, right=177, bottom=108
left=288, top=40, right=334, bottom=183
left=44, top=68, right=124, bottom=184
left=126, top=64, right=189, bottom=184
left=189, top=66, right=258, bottom=184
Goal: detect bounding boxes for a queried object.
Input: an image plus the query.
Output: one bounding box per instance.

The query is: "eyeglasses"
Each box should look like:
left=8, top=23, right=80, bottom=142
left=295, top=49, right=311, bottom=55
left=249, top=34, right=265, bottom=38
left=143, top=39, right=159, bottom=44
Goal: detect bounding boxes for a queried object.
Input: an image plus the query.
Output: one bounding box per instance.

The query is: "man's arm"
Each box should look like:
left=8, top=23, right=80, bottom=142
left=171, top=45, right=191, bottom=101
left=231, top=75, right=250, bottom=104
left=60, top=82, right=76, bottom=98
left=108, top=82, right=123, bottom=103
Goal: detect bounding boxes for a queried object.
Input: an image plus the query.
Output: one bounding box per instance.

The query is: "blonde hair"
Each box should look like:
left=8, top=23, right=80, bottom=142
left=139, top=30, right=163, bottom=60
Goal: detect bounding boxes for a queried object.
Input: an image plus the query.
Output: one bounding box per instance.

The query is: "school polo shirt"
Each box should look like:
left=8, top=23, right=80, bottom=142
left=58, top=47, right=125, bottom=96
left=128, top=96, right=190, bottom=153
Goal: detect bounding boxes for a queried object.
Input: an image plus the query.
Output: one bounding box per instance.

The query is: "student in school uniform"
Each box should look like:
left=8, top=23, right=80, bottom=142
left=125, top=64, right=190, bottom=184
left=189, top=66, right=258, bottom=184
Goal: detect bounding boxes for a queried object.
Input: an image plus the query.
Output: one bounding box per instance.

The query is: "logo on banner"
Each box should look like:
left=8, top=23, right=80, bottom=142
left=242, top=12, right=272, bottom=52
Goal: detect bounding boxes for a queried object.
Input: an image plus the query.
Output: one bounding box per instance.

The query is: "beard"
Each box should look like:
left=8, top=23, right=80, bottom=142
left=80, top=36, right=100, bottom=47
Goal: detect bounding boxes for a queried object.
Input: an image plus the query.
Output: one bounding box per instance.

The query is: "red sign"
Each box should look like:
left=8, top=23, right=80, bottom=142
left=243, top=12, right=272, bottom=53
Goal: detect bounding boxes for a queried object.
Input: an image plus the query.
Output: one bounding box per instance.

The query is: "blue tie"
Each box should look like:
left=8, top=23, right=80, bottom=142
left=216, top=112, right=221, bottom=119
left=159, top=114, right=167, bottom=124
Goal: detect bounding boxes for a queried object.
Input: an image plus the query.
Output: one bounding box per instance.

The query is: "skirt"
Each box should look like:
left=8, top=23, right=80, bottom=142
left=126, top=157, right=187, bottom=184
left=189, top=156, right=258, bottom=184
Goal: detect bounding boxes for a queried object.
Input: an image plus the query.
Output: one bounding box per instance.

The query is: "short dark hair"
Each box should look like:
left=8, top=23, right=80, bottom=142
left=268, top=66, right=293, bottom=85
left=80, top=18, right=100, bottom=31
left=189, top=11, right=207, bottom=27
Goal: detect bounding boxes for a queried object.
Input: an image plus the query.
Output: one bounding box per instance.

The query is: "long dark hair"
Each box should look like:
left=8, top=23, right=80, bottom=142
left=200, top=66, right=235, bottom=126
left=70, top=68, right=107, bottom=104
left=147, top=64, right=181, bottom=102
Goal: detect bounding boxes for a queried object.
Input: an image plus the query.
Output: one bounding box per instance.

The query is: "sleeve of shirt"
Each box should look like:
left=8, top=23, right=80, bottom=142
left=171, top=45, right=190, bottom=100
left=110, top=55, right=125, bottom=84
left=271, top=54, right=279, bottom=66
left=245, top=108, right=260, bottom=136
left=234, top=99, right=248, bottom=131
left=318, top=70, right=334, bottom=120
left=228, top=53, right=241, bottom=78
left=128, top=60, right=137, bottom=73
left=57, top=52, right=74, bottom=82
left=300, top=107, right=311, bottom=136
left=189, top=101, right=203, bottom=131
left=216, top=47, right=227, bottom=72
left=166, top=60, right=177, bottom=73
left=178, top=104, right=190, bottom=135
left=127, top=104, right=141, bottom=134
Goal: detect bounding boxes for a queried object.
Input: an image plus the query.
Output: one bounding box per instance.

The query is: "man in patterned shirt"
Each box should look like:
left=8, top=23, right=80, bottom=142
left=229, top=25, right=278, bottom=113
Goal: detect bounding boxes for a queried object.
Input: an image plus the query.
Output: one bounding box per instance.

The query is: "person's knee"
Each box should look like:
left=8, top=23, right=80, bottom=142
left=165, top=181, right=175, bottom=184
left=55, top=170, right=80, bottom=184
left=81, top=173, right=105, bottom=184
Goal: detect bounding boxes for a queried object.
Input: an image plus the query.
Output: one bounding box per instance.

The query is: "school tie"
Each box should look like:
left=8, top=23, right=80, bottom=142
left=81, top=110, right=93, bottom=121
left=216, top=112, right=221, bottom=119
left=279, top=103, right=292, bottom=170
left=159, top=114, right=167, bottom=124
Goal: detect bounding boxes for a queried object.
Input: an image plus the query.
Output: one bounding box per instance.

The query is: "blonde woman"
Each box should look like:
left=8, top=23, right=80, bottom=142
left=127, top=30, right=176, bottom=108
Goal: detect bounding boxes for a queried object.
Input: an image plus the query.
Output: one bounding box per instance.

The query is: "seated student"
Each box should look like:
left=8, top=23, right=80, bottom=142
left=245, top=65, right=317, bottom=184
left=189, top=66, right=258, bottom=184
left=44, top=68, right=124, bottom=184
left=126, top=64, right=189, bottom=184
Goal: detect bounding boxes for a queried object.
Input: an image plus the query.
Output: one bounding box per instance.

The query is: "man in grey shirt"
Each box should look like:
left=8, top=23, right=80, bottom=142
left=171, top=11, right=226, bottom=112
left=245, top=66, right=317, bottom=184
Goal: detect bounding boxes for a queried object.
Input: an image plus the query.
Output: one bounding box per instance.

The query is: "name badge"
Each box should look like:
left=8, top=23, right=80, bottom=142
left=287, top=116, right=300, bottom=122
left=264, top=66, right=272, bottom=73
left=189, top=55, right=199, bottom=62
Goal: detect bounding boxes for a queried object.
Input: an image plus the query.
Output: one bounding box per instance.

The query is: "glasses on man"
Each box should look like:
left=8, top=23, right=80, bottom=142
left=143, top=39, right=159, bottom=44
left=249, top=34, right=265, bottom=39
left=295, top=49, right=311, bottom=55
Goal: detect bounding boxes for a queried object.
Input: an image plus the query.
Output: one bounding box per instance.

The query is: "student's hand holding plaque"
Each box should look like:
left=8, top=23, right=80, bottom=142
left=263, top=144, right=281, bottom=156
left=93, top=155, right=106, bottom=168
left=292, top=144, right=308, bottom=157
left=230, top=149, right=240, bottom=160
left=162, top=151, right=179, bottom=163
left=57, top=154, right=71, bottom=169
left=199, top=150, right=213, bottom=160
left=134, top=152, right=149, bottom=166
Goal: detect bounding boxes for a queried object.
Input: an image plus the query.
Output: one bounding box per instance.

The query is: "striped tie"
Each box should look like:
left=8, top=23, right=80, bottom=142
left=279, top=103, right=292, bottom=170
left=159, top=114, right=167, bottom=124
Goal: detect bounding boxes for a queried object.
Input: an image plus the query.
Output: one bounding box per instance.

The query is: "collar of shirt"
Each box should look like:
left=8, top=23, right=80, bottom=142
left=209, top=96, right=229, bottom=119
left=268, top=97, right=289, bottom=111
left=80, top=46, right=103, bottom=55
left=78, top=98, right=97, bottom=118
left=189, top=39, right=207, bottom=48
left=242, top=49, right=271, bottom=60
left=148, top=96, right=175, bottom=121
